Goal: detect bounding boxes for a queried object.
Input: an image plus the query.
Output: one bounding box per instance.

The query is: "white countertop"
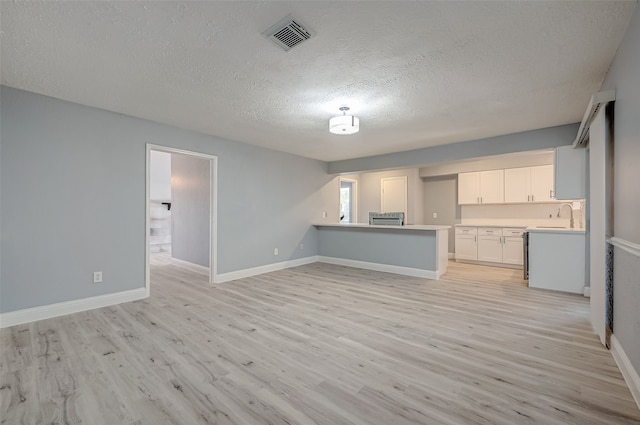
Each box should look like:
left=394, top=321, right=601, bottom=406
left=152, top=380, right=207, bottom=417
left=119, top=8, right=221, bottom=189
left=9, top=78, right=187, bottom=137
left=313, top=223, right=450, bottom=231
left=456, top=223, right=527, bottom=229
left=526, top=226, right=586, bottom=234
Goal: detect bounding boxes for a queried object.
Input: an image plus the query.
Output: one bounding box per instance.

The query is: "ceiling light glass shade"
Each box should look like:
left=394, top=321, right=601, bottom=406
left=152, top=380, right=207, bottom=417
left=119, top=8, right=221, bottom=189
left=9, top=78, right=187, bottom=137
left=329, top=115, right=360, bottom=135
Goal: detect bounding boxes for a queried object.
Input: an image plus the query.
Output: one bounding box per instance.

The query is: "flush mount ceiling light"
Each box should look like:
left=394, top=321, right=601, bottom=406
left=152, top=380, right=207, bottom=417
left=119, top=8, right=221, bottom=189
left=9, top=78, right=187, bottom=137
left=329, top=106, right=360, bottom=135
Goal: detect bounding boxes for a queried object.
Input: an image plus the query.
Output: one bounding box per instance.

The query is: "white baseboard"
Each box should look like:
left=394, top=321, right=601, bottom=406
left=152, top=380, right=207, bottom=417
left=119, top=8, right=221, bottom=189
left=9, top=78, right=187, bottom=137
left=170, top=257, right=210, bottom=276
left=0, top=287, right=148, bottom=329
left=611, top=335, right=640, bottom=410
left=448, top=252, right=455, bottom=259
left=583, top=286, right=591, bottom=297
left=215, top=256, right=319, bottom=283
left=316, top=256, right=438, bottom=280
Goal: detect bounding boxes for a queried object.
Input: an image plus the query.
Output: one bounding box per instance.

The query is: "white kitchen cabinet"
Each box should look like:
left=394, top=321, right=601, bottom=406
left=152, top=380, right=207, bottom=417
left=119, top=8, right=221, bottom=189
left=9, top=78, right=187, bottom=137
left=502, top=228, right=525, bottom=265
left=455, top=226, right=525, bottom=266
left=530, top=165, right=554, bottom=202
left=477, top=228, right=502, bottom=262
left=458, top=170, right=504, bottom=205
left=504, top=165, right=554, bottom=203
left=455, top=227, right=478, bottom=260
left=554, top=146, right=587, bottom=199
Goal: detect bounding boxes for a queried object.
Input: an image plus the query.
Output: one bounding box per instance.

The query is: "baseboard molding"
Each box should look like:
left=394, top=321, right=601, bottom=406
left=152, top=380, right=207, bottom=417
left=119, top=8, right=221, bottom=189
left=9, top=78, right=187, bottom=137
left=170, top=257, right=210, bottom=276
left=215, top=256, right=319, bottom=283
left=448, top=252, right=455, bottom=259
left=0, top=287, right=148, bottom=329
left=611, top=335, right=640, bottom=410
left=317, top=256, right=438, bottom=280
left=583, top=286, right=591, bottom=298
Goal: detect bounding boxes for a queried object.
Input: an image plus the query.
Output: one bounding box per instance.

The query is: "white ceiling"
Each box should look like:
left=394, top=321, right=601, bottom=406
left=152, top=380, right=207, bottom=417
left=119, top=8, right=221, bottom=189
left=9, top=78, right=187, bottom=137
left=1, top=1, right=635, bottom=162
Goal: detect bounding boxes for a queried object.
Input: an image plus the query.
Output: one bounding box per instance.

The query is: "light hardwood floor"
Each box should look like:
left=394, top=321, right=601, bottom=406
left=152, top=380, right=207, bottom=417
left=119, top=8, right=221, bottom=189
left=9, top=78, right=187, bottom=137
left=2, top=259, right=639, bottom=424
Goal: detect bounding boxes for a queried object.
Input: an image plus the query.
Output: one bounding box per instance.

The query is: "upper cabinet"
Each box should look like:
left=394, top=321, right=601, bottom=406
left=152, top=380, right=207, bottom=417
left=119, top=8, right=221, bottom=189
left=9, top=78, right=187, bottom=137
left=458, top=170, right=504, bottom=205
left=554, top=146, right=587, bottom=199
left=504, top=165, right=554, bottom=203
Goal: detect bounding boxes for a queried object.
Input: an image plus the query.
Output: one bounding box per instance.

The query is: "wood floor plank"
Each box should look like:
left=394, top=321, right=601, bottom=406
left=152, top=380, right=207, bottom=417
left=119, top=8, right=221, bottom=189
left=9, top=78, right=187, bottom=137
left=1, top=258, right=639, bottom=424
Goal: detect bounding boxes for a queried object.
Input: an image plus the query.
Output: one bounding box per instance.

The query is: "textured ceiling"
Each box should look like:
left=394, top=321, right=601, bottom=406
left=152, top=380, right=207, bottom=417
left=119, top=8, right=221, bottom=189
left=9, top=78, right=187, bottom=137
left=1, top=1, right=635, bottom=161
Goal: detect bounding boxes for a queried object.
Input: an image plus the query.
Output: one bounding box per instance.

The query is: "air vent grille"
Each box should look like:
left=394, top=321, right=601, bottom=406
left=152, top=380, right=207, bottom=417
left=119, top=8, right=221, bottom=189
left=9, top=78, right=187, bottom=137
left=263, top=15, right=314, bottom=52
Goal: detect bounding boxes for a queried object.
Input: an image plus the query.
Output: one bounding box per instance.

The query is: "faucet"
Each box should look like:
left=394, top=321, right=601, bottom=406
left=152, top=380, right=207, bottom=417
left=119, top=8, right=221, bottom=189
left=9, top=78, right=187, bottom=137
left=557, top=203, right=574, bottom=228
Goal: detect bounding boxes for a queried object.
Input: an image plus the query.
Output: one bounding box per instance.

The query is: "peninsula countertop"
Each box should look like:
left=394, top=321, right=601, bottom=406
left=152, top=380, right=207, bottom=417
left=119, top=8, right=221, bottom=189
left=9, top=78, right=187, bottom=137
left=312, top=223, right=451, bottom=231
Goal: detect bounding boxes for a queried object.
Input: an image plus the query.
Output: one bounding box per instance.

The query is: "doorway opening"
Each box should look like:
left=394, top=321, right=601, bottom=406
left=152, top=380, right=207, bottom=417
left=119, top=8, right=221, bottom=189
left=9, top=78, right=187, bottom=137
left=145, top=144, right=218, bottom=294
left=339, top=177, right=357, bottom=223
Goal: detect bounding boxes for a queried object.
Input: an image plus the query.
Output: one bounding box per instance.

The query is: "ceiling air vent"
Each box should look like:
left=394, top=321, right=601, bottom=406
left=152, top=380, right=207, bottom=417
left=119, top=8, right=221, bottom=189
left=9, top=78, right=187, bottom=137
left=263, top=15, right=314, bottom=52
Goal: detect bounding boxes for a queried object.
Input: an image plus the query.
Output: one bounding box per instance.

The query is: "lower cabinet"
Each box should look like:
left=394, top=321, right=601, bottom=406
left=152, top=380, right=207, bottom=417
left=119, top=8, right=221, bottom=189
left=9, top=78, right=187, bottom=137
left=455, top=226, right=525, bottom=266
left=455, top=227, right=478, bottom=260
left=502, top=229, right=525, bottom=265
left=477, top=228, right=502, bottom=262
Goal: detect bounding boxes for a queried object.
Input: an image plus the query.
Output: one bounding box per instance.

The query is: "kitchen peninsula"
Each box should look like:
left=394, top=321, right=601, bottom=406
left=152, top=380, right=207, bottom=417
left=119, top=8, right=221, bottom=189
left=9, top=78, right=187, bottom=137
left=313, top=223, right=450, bottom=279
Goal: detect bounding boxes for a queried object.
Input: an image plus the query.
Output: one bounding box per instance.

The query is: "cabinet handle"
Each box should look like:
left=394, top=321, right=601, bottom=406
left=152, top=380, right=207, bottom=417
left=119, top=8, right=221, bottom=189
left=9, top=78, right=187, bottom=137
left=527, top=195, right=530, bottom=202
left=531, top=195, right=534, bottom=202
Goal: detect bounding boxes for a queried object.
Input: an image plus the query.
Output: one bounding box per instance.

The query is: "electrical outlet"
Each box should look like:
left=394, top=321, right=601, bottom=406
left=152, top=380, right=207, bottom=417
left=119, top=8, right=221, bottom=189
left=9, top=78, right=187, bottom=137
left=274, top=248, right=279, bottom=256
left=322, top=211, right=327, bottom=218
left=432, top=212, right=438, bottom=219
left=93, top=271, right=103, bottom=283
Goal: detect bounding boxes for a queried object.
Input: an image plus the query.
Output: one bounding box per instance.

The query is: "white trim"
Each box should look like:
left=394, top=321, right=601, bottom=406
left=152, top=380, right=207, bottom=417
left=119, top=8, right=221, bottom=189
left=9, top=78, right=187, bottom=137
left=146, top=144, right=218, bottom=287
left=609, top=237, right=640, bottom=258
left=448, top=252, right=455, bottom=259
left=611, top=335, right=640, bottom=410
left=215, top=256, right=319, bottom=283
left=583, top=286, right=591, bottom=298
left=317, top=256, right=438, bottom=280
left=0, top=288, right=148, bottom=329
left=338, top=176, right=358, bottom=224
left=170, top=257, right=209, bottom=276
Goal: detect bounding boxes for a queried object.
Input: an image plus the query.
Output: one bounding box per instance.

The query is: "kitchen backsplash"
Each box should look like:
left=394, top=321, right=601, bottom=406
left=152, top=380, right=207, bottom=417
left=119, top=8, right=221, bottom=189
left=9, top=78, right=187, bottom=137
left=461, top=201, right=585, bottom=228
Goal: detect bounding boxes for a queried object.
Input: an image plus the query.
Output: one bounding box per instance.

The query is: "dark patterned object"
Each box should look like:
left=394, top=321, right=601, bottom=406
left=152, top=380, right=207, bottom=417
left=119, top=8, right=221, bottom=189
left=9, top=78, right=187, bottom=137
left=605, top=242, right=614, bottom=348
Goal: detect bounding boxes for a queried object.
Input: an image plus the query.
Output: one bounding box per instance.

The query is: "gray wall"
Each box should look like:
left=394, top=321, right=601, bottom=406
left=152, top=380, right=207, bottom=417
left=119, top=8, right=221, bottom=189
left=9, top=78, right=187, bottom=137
left=317, top=227, right=437, bottom=270
left=0, top=86, right=331, bottom=313
left=600, top=6, right=640, bottom=374
left=171, top=154, right=210, bottom=268
left=423, top=176, right=460, bottom=253
left=329, top=124, right=578, bottom=174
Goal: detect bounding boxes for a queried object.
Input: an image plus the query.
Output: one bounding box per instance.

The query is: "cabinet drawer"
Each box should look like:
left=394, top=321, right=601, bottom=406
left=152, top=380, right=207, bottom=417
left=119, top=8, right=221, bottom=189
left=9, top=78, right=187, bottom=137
left=478, top=227, right=501, bottom=236
left=455, top=226, right=477, bottom=235
left=503, top=228, right=525, bottom=237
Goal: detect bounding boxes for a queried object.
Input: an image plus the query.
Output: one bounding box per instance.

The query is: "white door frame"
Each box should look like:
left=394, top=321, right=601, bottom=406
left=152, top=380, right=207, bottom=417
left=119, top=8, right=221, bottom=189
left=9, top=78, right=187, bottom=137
left=338, top=177, right=357, bottom=223
left=145, top=144, right=218, bottom=294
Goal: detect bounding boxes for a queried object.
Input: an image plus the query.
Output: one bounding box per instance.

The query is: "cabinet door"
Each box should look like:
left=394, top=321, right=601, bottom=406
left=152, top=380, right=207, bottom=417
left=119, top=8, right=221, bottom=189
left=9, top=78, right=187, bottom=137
left=503, top=236, right=524, bottom=265
left=458, top=172, right=480, bottom=205
left=479, top=170, right=504, bottom=204
left=455, top=234, right=478, bottom=260
left=504, top=167, right=530, bottom=203
left=477, top=235, right=503, bottom=262
left=555, top=146, right=586, bottom=199
left=530, top=165, right=554, bottom=202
